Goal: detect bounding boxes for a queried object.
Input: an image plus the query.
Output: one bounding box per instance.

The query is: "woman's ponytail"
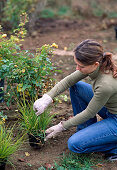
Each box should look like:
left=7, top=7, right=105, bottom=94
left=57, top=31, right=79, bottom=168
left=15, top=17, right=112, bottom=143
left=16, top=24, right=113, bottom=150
left=100, top=52, right=117, bottom=78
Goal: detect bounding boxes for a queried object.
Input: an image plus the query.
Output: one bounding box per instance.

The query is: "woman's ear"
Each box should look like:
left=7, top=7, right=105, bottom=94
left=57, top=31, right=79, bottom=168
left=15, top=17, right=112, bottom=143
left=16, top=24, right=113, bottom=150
left=95, top=62, right=100, bottom=67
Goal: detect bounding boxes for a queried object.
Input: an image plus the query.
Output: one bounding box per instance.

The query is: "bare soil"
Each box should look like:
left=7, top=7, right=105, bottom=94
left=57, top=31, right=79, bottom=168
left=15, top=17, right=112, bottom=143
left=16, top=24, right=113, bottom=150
left=3, top=17, right=117, bottom=169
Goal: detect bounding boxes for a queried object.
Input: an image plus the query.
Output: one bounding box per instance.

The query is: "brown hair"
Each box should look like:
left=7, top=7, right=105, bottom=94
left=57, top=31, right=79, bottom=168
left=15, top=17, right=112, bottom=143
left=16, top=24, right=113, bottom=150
left=74, top=39, right=117, bottom=78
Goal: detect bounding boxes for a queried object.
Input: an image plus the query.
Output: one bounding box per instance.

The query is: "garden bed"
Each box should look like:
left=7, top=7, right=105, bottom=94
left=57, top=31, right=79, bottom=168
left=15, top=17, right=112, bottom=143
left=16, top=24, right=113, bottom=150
left=1, top=17, right=117, bottom=169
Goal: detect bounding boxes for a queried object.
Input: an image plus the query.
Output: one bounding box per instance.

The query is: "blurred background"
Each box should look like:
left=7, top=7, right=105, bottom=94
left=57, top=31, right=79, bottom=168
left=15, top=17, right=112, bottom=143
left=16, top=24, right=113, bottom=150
left=0, top=0, right=117, bottom=32
left=1, top=0, right=117, bottom=63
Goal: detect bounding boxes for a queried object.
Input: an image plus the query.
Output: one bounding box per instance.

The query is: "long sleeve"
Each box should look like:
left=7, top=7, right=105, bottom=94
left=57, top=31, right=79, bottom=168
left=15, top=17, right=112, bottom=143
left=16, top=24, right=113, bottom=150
left=63, top=84, right=113, bottom=129
left=47, top=70, right=87, bottom=98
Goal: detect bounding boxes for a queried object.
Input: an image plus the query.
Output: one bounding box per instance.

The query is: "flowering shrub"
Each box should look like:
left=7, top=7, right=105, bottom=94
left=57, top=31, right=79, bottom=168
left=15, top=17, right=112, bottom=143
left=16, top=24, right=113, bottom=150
left=3, top=44, right=57, bottom=105
left=1, top=43, right=58, bottom=105
left=0, top=13, right=58, bottom=106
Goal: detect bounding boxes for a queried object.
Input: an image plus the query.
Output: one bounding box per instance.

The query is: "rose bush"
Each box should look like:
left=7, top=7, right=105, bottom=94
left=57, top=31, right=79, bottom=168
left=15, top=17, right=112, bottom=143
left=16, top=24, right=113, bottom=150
left=0, top=13, right=58, bottom=106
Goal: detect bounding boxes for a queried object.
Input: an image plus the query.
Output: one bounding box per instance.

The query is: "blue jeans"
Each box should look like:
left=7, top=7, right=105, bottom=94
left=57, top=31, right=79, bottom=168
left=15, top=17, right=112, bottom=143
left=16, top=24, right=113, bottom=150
left=68, top=81, right=117, bottom=154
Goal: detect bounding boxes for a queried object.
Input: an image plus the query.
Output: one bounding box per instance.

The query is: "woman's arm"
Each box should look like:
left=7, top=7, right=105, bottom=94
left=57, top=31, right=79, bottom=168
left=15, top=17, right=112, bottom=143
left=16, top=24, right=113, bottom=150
left=63, top=84, right=113, bottom=129
left=33, top=70, right=87, bottom=115
left=47, top=70, right=87, bottom=98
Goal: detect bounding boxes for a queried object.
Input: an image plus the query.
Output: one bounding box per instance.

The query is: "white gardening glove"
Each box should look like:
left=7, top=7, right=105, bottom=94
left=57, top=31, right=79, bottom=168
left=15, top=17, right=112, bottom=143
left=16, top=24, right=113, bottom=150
left=33, top=94, right=53, bottom=116
left=45, top=122, right=66, bottom=141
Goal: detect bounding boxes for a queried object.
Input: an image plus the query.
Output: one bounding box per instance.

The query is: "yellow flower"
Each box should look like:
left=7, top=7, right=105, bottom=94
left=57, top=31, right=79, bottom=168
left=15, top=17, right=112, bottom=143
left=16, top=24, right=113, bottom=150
left=19, top=31, right=24, bottom=35
left=2, top=118, right=5, bottom=122
left=51, top=43, right=58, bottom=48
left=15, top=38, right=20, bottom=43
left=22, top=69, right=25, bottom=73
left=17, top=84, right=23, bottom=92
left=14, top=65, right=18, bottom=68
left=2, top=34, right=7, bottom=38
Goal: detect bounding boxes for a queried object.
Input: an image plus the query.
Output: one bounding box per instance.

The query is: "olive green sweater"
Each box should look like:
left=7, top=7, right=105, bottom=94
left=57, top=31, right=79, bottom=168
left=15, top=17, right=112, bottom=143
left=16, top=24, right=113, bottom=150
left=47, top=67, right=117, bottom=129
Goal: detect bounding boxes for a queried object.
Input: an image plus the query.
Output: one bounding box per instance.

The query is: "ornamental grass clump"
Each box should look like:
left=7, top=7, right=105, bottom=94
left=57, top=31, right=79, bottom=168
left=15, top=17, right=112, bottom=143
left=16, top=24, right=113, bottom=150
left=0, top=105, right=24, bottom=168
left=0, top=124, right=24, bottom=167
left=18, top=95, right=55, bottom=149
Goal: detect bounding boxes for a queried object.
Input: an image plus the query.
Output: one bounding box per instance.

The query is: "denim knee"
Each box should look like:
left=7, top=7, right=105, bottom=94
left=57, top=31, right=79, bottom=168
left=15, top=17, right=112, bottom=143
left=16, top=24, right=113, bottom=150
left=67, top=137, right=75, bottom=152
left=68, top=135, right=84, bottom=153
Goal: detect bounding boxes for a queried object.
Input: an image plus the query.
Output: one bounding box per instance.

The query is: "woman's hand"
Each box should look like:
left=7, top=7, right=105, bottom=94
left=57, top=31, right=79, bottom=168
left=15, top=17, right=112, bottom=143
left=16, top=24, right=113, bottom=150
left=45, top=122, right=66, bottom=141
left=33, top=94, right=53, bottom=116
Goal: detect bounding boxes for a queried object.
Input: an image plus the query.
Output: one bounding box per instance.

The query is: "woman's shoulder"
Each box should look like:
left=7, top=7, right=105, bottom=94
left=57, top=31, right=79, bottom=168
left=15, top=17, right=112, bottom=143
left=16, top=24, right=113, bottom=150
left=97, top=72, right=117, bottom=91
left=99, top=72, right=117, bottom=82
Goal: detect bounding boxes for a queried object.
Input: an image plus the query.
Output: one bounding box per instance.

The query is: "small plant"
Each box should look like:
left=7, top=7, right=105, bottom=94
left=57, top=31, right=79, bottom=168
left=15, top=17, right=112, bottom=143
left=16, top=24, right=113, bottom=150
left=0, top=124, right=24, bottom=168
left=91, top=1, right=105, bottom=17
left=57, top=6, right=71, bottom=17
left=39, top=8, right=56, bottom=18
left=108, top=12, right=117, bottom=18
left=18, top=95, right=55, bottom=149
left=54, top=94, right=68, bottom=105
left=54, top=152, right=103, bottom=170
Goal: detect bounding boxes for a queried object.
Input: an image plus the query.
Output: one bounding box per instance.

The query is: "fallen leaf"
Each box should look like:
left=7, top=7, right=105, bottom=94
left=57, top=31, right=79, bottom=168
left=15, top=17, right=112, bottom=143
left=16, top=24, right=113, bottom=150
left=25, top=152, right=30, bottom=156
left=103, top=39, right=107, bottom=43
left=58, top=99, right=62, bottom=103
left=45, top=163, right=53, bottom=169
left=64, top=47, right=67, bottom=51
left=5, top=106, right=9, bottom=110
left=96, top=163, right=103, bottom=167
left=18, top=158, right=26, bottom=162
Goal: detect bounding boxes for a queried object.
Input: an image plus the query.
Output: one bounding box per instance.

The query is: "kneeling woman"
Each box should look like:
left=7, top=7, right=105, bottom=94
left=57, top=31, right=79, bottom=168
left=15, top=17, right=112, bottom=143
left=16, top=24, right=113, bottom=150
left=33, top=39, right=117, bottom=161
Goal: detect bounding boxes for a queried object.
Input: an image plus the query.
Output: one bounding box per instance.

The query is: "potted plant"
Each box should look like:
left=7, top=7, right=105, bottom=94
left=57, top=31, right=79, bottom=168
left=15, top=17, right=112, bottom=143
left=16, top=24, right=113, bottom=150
left=18, top=96, right=55, bottom=149
left=0, top=124, right=24, bottom=169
